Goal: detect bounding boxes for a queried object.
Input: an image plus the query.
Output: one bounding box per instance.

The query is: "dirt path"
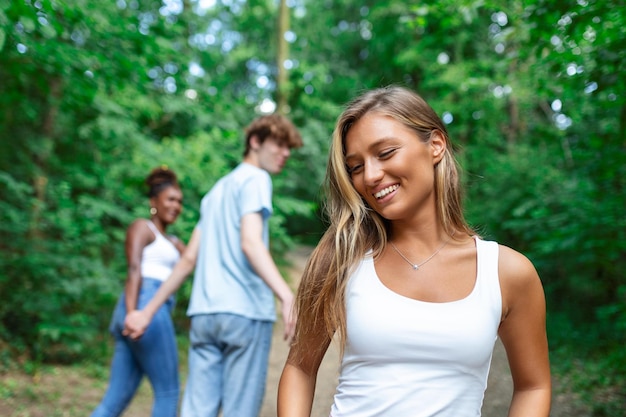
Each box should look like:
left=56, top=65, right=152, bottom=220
left=0, top=246, right=589, bottom=416
left=260, top=246, right=340, bottom=417
left=260, top=246, right=590, bottom=417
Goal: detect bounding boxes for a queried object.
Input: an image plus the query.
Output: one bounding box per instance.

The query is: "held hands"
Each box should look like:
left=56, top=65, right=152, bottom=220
left=123, top=310, right=151, bottom=340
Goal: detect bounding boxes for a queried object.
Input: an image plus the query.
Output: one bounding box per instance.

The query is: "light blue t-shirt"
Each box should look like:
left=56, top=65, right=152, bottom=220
left=187, top=162, right=276, bottom=322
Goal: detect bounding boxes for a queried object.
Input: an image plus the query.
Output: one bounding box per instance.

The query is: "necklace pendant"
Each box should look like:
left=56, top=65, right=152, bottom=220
left=390, top=236, right=454, bottom=273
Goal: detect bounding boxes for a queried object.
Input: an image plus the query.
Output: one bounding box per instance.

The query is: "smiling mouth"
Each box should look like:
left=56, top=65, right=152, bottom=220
left=374, top=184, right=399, bottom=199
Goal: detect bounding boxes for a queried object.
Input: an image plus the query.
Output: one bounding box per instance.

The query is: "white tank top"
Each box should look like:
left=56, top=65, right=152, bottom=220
left=330, top=237, right=502, bottom=417
left=140, top=221, right=180, bottom=281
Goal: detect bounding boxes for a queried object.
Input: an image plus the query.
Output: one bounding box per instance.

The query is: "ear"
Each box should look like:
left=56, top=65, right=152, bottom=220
left=430, top=130, right=447, bottom=164
left=249, top=134, right=261, bottom=151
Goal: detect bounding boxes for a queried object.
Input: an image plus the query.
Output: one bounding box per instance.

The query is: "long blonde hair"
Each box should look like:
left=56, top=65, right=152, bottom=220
left=290, top=86, right=474, bottom=359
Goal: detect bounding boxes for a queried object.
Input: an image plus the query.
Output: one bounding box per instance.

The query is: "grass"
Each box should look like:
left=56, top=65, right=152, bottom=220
left=0, top=247, right=307, bottom=417
left=0, top=336, right=190, bottom=417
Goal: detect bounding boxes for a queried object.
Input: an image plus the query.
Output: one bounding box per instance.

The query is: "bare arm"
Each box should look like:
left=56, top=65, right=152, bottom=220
left=241, top=211, right=295, bottom=341
left=279, top=231, right=338, bottom=415
left=498, top=245, right=552, bottom=417
left=123, top=227, right=201, bottom=339
left=278, top=333, right=332, bottom=416
left=278, top=363, right=319, bottom=416
left=124, top=220, right=154, bottom=313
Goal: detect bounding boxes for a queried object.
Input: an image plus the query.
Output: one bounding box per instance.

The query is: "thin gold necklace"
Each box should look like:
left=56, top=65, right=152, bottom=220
left=389, top=236, right=451, bottom=271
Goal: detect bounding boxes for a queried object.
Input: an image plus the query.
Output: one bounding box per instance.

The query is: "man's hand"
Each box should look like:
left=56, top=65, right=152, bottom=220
left=281, top=294, right=296, bottom=343
left=123, top=310, right=150, bottom=340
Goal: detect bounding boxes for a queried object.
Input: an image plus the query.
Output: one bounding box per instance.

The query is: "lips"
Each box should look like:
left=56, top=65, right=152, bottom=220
left=165, top=210, right=180, bottom=220
left=374, top=184, right=399, bottom=199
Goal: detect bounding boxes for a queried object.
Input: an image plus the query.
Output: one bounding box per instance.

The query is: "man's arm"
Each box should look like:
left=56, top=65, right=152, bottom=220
left=123, top=227, right=202, bottom=339
left=240, top=211, right=295, bottom=341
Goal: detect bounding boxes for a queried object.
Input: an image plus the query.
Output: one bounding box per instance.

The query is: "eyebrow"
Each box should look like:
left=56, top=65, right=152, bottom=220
left=344, top=137, right=398, bottom=161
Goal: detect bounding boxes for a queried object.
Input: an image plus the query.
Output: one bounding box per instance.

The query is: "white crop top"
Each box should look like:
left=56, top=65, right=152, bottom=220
left=330, top=237, right=502, bottom=417
left=140, top=221, right=180, bottom=281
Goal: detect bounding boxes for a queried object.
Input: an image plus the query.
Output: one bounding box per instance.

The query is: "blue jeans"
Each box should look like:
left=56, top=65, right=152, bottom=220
left=91, top=278, right=179, bottom=417
left=181, top=313, right=273, bottom=417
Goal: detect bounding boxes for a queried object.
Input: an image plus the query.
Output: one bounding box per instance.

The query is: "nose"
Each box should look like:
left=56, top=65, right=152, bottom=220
left=363, top=159, right=383, bottom=186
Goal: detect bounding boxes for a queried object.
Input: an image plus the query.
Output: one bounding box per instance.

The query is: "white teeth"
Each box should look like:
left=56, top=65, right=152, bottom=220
left=374, top=185, right=399, bottom=199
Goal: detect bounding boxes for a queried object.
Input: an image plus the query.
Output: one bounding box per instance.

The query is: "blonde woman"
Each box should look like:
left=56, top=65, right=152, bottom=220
left=278, top=86, right=551, bottom=417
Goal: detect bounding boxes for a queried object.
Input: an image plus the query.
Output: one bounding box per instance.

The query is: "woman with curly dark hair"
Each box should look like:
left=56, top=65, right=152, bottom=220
left=91, top=166, right=185, bottom=417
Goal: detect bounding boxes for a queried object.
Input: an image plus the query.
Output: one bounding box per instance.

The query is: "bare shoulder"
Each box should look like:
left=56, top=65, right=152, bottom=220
left=497, top=244, right=544, bottom=316
left=126, top=219, right=154, bottom=242
left=128, top=217, right=150, bottom=229
left=498, top=244, right=540, bottom=285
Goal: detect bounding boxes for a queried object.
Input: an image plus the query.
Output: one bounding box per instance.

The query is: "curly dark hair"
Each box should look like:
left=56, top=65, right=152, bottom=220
left=145, top=166, right=179, bottom=197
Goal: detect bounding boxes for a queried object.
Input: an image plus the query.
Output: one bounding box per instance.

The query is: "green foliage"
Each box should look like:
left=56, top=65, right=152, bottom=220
left=0, top=0, right=624, bottom=412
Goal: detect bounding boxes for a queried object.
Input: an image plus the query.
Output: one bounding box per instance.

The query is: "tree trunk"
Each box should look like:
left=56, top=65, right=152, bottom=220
left=276, top=0, right=289, bottom=115
left=29, top=76, right=63, bottom=240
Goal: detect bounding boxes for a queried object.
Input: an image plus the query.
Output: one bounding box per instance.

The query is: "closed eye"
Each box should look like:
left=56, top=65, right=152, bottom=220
left=379, top=148, right=397, bottom=159
left=347, top=164, right=363, bottom=176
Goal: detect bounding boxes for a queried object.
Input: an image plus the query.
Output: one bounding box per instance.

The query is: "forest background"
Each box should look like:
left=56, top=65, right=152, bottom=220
left=0, top=0, right=624, bottom=415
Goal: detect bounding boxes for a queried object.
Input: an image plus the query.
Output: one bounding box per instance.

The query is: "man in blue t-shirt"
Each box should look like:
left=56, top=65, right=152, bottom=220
left=124, top=114, right=303, bottom=417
